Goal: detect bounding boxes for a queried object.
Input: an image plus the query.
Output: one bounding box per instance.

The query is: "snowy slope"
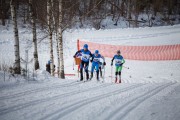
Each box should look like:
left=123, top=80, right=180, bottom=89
left=0, top=71, right=180, bottom=120
left=0, top=24, right=180, bottom=120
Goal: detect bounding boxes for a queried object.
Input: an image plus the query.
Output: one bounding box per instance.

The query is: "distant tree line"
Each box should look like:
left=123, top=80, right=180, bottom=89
left=1, top=0, right=180, bottom=28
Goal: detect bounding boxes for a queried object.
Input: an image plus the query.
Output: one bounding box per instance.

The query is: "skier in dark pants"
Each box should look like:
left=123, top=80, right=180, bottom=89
left=74, top=44, right=92, bottom=81
left=46, top=61, right=51, bottom=73
left=46, top=60, right=55, bottom=74
left=99, top=61, right=106, bottom=78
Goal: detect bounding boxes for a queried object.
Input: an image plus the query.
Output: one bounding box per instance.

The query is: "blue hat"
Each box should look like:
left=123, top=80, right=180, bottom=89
left=95, top=50, right=99, bottom=54
left=48, top=60, right=52, bottom=64
left=83, top=44, right=88, bottom=49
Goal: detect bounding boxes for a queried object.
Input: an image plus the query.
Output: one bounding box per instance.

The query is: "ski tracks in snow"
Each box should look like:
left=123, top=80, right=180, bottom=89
left=0, top=81, right=111, bottom=118
left=38, top=84, right=146, bottom=120
left=102, top=82, right=177, bottom=120
left=0, top=81, right=79, bottom=100
left=40, top=82, right=177, bottom=120
left=0, top=81, right=179, bottom=120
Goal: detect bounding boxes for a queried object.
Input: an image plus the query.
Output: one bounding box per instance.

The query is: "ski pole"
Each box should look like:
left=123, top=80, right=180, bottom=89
left=78, top=65, right=80, bottom=78
left=123, top=66, right=129, bottom=69
left=103, top=65, right=105, bottom=82
left=110, top=66, right=112, bottom=81
left=84, top=69, right=86, bottom=81
left=73, top=61, right=74, bottom=70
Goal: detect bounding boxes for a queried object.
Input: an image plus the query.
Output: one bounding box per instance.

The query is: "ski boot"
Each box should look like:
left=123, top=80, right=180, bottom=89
left=80, top=69, right=83, bottom=81
left=115, top=77, right=118, bottom=83
left=118, top=73, right=121, bottom=83
left=80, top=78, right=83, bottom=81
left=86, top=72, right=89, bottom=81
left=90, top=73, right=93, bottom=80
left=96, top=71, right=100, bottom=81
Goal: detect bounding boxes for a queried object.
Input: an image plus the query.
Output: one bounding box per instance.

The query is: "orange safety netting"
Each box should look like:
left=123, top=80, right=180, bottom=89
left=77, top=40, right=180, bottom=61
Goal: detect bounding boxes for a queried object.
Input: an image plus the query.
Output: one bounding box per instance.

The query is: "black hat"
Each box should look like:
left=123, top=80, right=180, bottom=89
left=117, top=50, right=121, bottom=54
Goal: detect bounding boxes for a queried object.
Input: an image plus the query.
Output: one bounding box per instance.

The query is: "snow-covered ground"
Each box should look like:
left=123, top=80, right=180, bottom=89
left=0, top=24, right=180, bottom=120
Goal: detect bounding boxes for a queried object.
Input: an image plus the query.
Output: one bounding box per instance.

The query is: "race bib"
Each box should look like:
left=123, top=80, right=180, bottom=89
left=115, top=59, right=122, bottom=64
left=81, top=54, right=90, bottom=61
left=93, top=58, right=100, bottom=62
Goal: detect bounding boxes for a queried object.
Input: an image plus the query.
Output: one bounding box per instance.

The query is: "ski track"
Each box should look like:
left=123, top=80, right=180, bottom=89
left=0, top=81, right=79, bottom=100
left=0, top=80, right=64, bottom=93
left=36, top=82, right=176, bottom=120
left=38, top=84, right=146, bottom=120
left=103, top=82, right=176, bottom=120
left=0, top=81, right=112, bottom=116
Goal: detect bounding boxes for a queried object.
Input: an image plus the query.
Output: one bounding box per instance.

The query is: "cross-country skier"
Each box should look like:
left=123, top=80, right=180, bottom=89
left=46, top=61, right=51, bottom=73
left=111, top=50, right=125, bottom=83
left=46, top=60, right=56, bottom=74
left=73, top=44, right=92, bottom=81
left=90, top=50, right=106, bottom=81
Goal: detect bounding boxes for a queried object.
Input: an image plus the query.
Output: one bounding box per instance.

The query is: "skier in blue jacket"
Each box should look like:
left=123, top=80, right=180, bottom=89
left=111, top=50, right=125, bottom=83
left=90, top=50, right=106, bottom=81
left=74, top=44, right=92, bottom=81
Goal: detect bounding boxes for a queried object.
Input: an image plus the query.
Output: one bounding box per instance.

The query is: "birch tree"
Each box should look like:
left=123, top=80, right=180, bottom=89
left=47, top=0, right=54, bottom=76
left=10, top=0, right=21, bottom=74
left=51, top=0, right=60, bottom=77
left=29, top=0, right=39, bottom=70
left=58, top=0, right=65, bottom=79
left=56, top=32, right=60, bottom=77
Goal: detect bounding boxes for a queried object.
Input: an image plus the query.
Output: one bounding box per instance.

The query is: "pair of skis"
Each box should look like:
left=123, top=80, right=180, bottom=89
left=77, top=65, right=106, bottom=83
left=111, top=66, right=121, bottom=84
left=75, top=61, right=107, bottom=83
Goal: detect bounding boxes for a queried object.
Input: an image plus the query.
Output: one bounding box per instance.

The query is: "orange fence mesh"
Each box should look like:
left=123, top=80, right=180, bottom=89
left=77, top=40, right=180, bottom=61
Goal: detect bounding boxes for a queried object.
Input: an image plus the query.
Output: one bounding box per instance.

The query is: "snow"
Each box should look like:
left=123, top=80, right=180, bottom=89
left=0, top=23, right=180, bottom=120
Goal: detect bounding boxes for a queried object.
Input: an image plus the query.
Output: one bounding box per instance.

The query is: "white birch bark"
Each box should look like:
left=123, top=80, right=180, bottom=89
left=51, top=0, right=60, bottom=77
left=58, top=0, right=65, bottom=78
left=29, top=0, right=39, bottom=70
left=56, top=32, right=60, bottom=77
left=47, top=0, right=54, bottom=76
left=10, top=0, right=21, bottom=74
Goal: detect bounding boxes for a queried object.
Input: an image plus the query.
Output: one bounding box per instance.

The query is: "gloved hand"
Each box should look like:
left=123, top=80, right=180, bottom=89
left=103, top=62, right=106, bottom=66
left=90, top=60, right=93, bottom=62
left=111, top=62, right=113, bottom=66
left=120, top=63, right=124, bottom=66
left=73, top=55, right=76, bottom=58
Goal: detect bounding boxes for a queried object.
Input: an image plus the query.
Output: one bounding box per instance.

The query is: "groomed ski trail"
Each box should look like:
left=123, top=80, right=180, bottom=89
left=0, top=81, right=179, bottom=120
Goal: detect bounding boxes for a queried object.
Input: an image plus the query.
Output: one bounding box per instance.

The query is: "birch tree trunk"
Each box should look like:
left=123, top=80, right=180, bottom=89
left=10, top=0, right=21, bottom=74
left=51, top=0, right=60, bottom=77
left=47, top=0, right=54, bottom=76
left=29, top=0, right=39, bottom=70
left=58, top=0, right=65, bottom=79
left=56, top=32, right=60, bottom=77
